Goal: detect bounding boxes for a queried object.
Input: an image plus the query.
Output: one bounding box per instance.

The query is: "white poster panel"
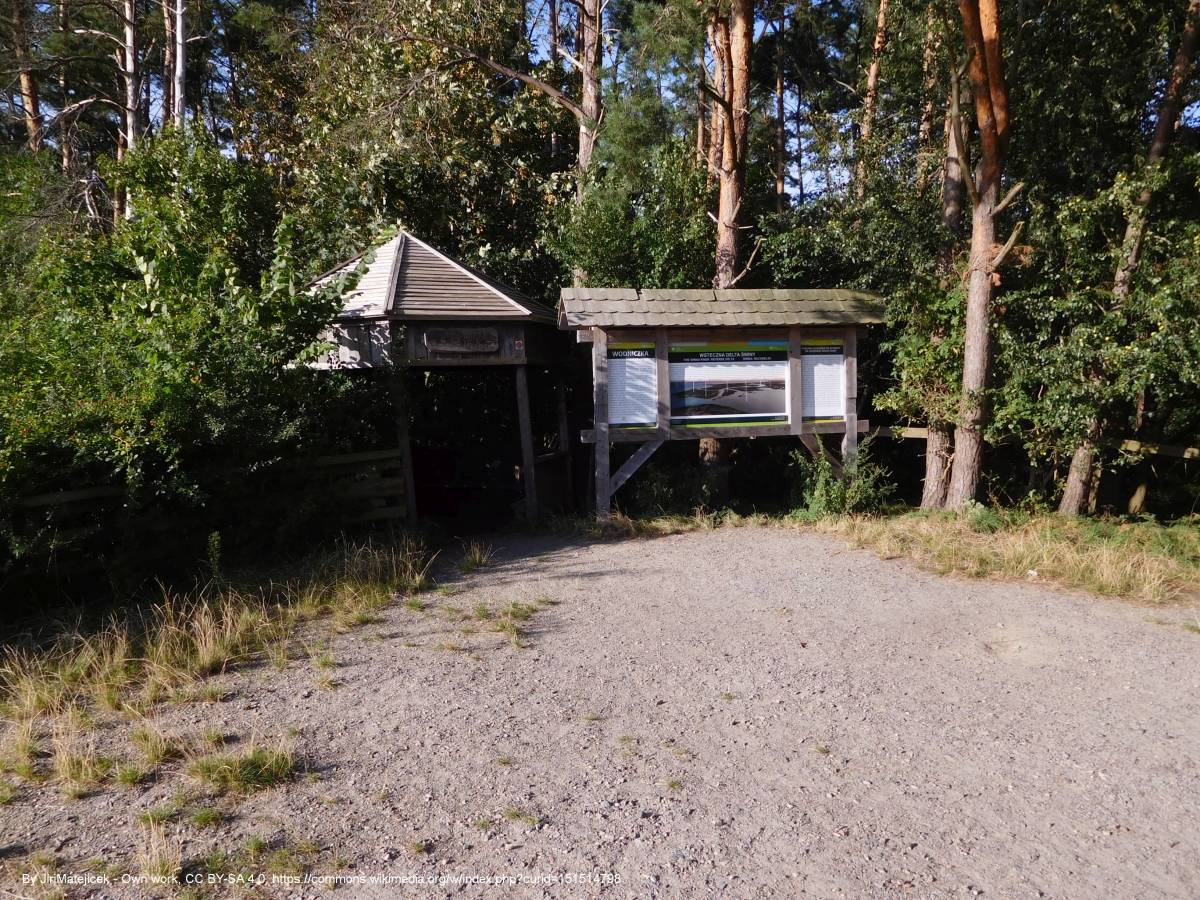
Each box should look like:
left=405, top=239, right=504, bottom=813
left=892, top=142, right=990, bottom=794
left=801, top=342, right=845, bottom=420
left=608, top=343, right=657, bottom=426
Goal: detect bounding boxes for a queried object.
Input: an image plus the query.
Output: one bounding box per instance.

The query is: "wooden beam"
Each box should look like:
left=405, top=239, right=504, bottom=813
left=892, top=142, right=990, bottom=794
left=580, top=420, right=869, bottom=444
left=611, top=438, right=666, bottom=495
left=788, top=326, right=803, bottom=434
left=800, top=433, right=844, bottom=478
left=655, top=328, right=670, bottom=440
left=1115, top=439, right=1200, bottom=460
left=841, top=326, right=858, bottom=466
left=515, top=365, right=539, bottom=522
left=592, top=327, right=611, bottom=519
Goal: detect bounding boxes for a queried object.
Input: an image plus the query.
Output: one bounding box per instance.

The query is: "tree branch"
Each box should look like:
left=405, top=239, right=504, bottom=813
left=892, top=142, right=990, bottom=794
left=990, top=220, right=1025, bottom=269
left=993, top=180, right=1025, bottom=216
left=728, top=237, right=764, bottom=286
left=398, top=31, right=585, bottom=121
left=949, top=52, right=980, bottom=206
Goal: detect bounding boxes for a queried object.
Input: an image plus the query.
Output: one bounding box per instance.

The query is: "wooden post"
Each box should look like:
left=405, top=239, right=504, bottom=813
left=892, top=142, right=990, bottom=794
left=515, top=364, right=539, bottom=522
left=592, top=327, right=611, bottom=519
left=387, top=351, right=418, bottom=524
left=556, top=378, right=575, bottom=512
left=655, top=327, right=670, bottom=439
left=841, top=326, right=858, bottom=467
left=787, top=326, right=804, bottom=434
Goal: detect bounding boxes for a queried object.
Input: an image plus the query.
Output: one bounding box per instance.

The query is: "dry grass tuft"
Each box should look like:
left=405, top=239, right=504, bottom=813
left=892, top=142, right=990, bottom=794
left=187, top=738, right=296, bottom=794
left=135, top=822, right=182, bottom=881
left=819, top=511, right=1200, bottom=605
left=459, top=540, right=495, bottom=573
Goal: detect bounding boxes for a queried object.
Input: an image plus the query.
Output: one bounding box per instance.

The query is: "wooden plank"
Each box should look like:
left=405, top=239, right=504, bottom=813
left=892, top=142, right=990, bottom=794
left=592, top=327, right=611, bottom=520
left=787, top=326, right=803, bottom=435
left=580, top=420, right=868, bottom=444
left=611, top=438, right=666, bottom=495
left=841, top=326, right=858, bottom=465
left=515, top=364, right=539, bottom=522
left=872, top=426, right=930, bottom=439
left=655, top=328, right=670, bottom=440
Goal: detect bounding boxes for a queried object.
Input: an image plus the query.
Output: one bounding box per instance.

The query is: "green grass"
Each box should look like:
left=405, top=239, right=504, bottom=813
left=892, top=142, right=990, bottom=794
left=0, top=780, right=15, bottom=804
left=458, top=541, right=495, bottom=573
left=501, top=807, right=538, bottom=827
left=116, top=763, right=149, bottom=786
left=137, top=801, right=180, bottom=825
left=187, top=741, right=296, bottom=793
left=189, top=806, right=224, bottom=827
left=665, top=778, right=683, bottom=791
left=408, top=839, right=432, bottom=855
left=496, top=755, right=514, bottom=766
left=814, top=744, right=831, bottom=755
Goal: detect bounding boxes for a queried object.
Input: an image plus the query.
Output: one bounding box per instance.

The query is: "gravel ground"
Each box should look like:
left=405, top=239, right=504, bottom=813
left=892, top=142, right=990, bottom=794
left=3, top=526, right=1199, bottom=899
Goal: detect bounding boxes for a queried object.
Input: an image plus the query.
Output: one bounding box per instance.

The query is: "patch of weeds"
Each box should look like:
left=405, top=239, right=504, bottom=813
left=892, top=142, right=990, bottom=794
left=472, top=603, right=494, bottom=621
left=496, top=756, right=514, bottom=767
left=814, top=744, right=831, bottom=755
left=407, top=839, right=432, bottom=855
left=189, top=806, right=224, bottom=828
left=616, top=735, right=636, bottom=746
left=435, top=585, right=458, bottom=597
left=581, top=712, right=602, bottom=723
left=719, top=692, right=736, bottom=702
left=459, top=541, right=495, bottom=573
left=117, top=763, right=150, bottom=786
left=0, top=780, right=15, bottom=804
left=137, top=800, right=181, bottom=825
left=502, top=807, right=538, bottom=827
left=187, top=740, right=296, bottom=793
left=136, top=822, right=183, bottom=880
left=172, top=683, right=230, bottom=704
left=244, top=835, right=269, bottom=859
left=131, top=722, right=180, bottom=765
left=665, top=778, right=684, bottom=791
left=404, top=596, right=427, bottom=612
left=437, top=641, right=467, bottom=653
left=473, top=817, right=492, bottom=831
left=201, top=728, right=226, bottom=747
left=52, top=727, right=112, bottom=792
left=533, top=595, right=560, bottom=607
left=502, top=602, right=538, bottom=622
left=1182, top=622, right=1200, bottom=635
left=265, top=848, right=306, bottom=876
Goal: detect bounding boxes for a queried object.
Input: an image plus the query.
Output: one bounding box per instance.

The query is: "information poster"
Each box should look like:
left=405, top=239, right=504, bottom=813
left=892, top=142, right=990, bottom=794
left=801, top=340, right=845, bottom=421
left=668, top=339, right=788, bottom=427
left=607, top=342, right=658, bottom=427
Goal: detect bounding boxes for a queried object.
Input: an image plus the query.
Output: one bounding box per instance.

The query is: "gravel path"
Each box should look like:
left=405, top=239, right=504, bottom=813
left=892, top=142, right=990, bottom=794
left=4, top=527, right=1199, bottom=899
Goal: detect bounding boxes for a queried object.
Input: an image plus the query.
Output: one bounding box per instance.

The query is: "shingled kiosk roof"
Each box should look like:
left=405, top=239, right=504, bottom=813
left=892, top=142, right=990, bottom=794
left=317, top=231, right=556, bottom=324
left=558, top=288, right=886, bottom=329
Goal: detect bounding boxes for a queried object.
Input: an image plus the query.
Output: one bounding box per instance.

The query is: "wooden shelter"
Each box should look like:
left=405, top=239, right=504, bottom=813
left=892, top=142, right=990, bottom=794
left=311, top=231, right=567, bottom=521
left=558, top=287, right=886, bottom=518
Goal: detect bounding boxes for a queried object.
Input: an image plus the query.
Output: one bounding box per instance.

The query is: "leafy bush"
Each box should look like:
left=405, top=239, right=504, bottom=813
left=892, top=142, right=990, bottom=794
left=788, top=438, right=894, bottom=520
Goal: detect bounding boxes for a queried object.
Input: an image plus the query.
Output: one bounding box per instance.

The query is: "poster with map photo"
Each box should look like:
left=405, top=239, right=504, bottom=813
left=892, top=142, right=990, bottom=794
left=668, top=340, right=788, bottom=427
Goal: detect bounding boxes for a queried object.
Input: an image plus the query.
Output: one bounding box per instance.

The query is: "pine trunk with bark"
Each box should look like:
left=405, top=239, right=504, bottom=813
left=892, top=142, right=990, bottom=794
left=1058, top=0, right=1200, bottom=514
left=172, top=0, right=186, bottom=126
left=576, top=0, right=602, bottom=193
left=12, top=0, right=43, bottom=149
left=774, top=15, right=786, bottom=213
left=944, top=0, right=1011, bottom=509
left=854, top=0, right=890, bottom=198
left=701, top=0, right=754, bottom=503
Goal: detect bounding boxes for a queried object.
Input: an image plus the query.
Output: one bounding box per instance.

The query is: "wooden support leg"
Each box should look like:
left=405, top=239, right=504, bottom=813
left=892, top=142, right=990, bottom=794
left=515, top=364, right=538, bottom=522
left=841, top=326, right=859, bottom=468
left=611, top=439, right=665, bottom=495
left=557, top=379, right=575, bottom=512
left=389, top=367, right=418, bottom=524
left=593, top=328, right=611, bottom=520
left=800, top=433, right=844, bottom=478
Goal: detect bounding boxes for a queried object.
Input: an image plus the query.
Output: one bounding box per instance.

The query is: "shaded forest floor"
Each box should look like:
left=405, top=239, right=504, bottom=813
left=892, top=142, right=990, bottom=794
left=2, top=526, right=1198, bottom=898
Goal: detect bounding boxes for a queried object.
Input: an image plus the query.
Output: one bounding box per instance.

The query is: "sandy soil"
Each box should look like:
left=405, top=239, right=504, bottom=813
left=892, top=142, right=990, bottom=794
left=3, top=526, right=1198, bottom=899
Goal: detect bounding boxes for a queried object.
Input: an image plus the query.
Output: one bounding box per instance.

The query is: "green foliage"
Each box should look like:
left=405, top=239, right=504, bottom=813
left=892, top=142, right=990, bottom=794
left=551, top=139, right=713, bottom=287
left=0, top=133, right=374, bottom=575
left=788, top=439, right=894, bottom=520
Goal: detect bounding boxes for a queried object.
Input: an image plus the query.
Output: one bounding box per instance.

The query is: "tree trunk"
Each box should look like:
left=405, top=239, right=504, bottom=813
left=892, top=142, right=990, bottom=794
left=122, top=0, right=139, bottom=155
left=12, top=0, right=43, bottom=150
left=696, top=47, right=707, bottom=163
left=711, top=0, right=751, bottom=289
left=1059, top=0, right=1199, bottom=514
left=701, top=0, right=753, bottom=504
left=854, top=0, right=890, bottom=198
left=162, top=0, right=174, bottom=122
left=705, top=20, right=724, bottom=187
left=774, top=15, right=786, bottom=213
left=576, top=0, right=602, bottom=192
left=173, top=0, right=186, bottom=126
left=945, top=0, right=1008, bottom=509
left=793, top=82, right=804, bottom=202
left=548, top=0, right=558, bottom=156
left=921, top=422, right=953, bottom=509
left=58, top=0, right=73, bottom=169
left=916, top=2, right=940, bottom=191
